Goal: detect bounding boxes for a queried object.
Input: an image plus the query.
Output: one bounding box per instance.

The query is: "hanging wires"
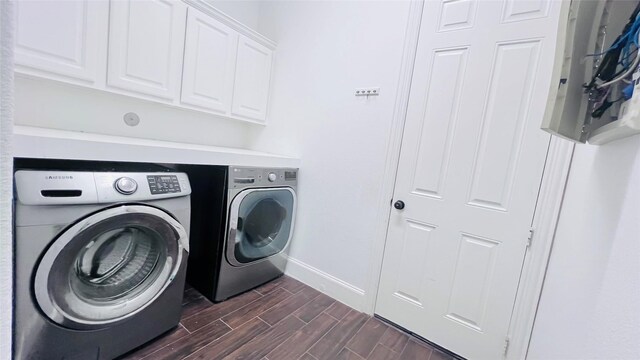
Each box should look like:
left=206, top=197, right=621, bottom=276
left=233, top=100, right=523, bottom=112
left=596, top=48, right=640, bottom=88
left=584, top=1, right=640, bottom=118
left=584, top=2, right=640, bottom=92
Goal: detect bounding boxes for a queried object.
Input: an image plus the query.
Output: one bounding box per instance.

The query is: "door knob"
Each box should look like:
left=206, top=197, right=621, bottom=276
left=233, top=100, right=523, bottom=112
left=393, top=200, right=405, bottom=210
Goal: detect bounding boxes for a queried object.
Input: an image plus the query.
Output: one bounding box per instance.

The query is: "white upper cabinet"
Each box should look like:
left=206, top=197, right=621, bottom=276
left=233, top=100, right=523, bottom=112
left=231, top=35, right=274, bottom=123
left=107, top=0, right=187, bottom=101
left=181, top=7, right=238, bottom=114
left=14, top=0, right=109, bottom=86
left=14, top=0, right=276, bottom=125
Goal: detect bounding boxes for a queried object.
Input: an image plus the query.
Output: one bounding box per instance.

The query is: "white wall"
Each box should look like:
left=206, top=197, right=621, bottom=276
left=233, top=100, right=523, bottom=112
left=204, top=0, right=262, bottom=31
left=528, top=137, right=640, bottom=360
left=249, top=0, right=411, bottom=305
left=15, top=77, right=253, bottom=148
left=0, top=0, right=14, bottom=358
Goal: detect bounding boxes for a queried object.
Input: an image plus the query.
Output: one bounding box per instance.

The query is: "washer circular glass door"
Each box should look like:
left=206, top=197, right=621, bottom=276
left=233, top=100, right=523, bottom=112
left=34, top=205, right=187, bottom=330
left=227, top=187, right=296, bottom=266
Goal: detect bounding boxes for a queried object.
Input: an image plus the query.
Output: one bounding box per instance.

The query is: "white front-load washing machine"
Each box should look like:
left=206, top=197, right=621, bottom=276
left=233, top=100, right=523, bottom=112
left=14, top=170, right=191, bottom=360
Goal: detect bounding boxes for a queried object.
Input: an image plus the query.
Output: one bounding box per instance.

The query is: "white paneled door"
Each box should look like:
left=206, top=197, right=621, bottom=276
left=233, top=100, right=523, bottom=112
left=375, top=1, right=561, bottom=359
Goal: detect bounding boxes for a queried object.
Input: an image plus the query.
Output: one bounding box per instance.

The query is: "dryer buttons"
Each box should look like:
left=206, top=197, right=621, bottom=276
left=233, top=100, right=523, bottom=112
left=267, top=172, right=277, bottom=182
left=115, top=177, right=138, bottom=195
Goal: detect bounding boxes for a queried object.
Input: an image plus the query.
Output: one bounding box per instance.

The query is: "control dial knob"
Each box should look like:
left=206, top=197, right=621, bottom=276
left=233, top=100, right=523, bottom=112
left=115, top=177, right=138, bottom=195
left=267, top=172, right=278, bottom=182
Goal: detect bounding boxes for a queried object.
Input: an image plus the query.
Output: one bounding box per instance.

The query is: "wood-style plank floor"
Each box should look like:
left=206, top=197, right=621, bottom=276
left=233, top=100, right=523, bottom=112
left=119, top=276, right=455, bottom=360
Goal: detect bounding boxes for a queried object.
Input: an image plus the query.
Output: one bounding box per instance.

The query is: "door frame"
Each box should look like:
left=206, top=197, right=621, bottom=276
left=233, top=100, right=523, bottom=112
left=363, top=1, right=575, bottom=359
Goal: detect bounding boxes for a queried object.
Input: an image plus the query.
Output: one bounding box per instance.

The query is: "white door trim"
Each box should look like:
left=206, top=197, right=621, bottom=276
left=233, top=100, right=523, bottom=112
left=505, top=137, right=574, bottom=360
left=363, top=1, right=575, bottom=359
left=363, top=0, right=424, bottom=315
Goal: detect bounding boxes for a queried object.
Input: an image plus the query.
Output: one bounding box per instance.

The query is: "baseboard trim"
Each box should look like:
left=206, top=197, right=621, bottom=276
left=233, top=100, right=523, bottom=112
left=285, top=257, right=366, bottom=312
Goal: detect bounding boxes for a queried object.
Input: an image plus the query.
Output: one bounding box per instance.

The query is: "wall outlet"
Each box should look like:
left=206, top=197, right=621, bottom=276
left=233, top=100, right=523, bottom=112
left=355, top=87, right=380, bottom=96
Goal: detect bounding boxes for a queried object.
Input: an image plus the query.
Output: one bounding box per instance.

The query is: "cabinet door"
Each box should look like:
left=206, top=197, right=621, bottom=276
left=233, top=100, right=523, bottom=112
left=15, top=0, right=109, bottom=85
left=231, top=35, right=274, bottom=123
left=181, top=8, right=238, bottom=114
left=107, top=0, right=187, bottom=101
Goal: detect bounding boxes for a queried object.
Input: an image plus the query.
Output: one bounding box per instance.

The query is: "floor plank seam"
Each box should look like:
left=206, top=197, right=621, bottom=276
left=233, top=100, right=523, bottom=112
left=181, top=322, right=248, bottom=360
left=259, top=291, right=320, bottom=327
left=395, top=338, right=411, bottom=359
left=376, top=342, right=400, bottom=355
left=340, top=315, right=370, bottom=355
left=293, top=299, right=332, bottom=325
left=173, top=323, right=231, bottom=360
left=138, top=326, right=198, bottom=360
left=323, top=309, right=343, bottom=321
left=300, top=319, right=341, bottom=358
left=292, top=296, right=336, bottom=324
left=426, top=350, right=435, bottom=360
left=215, top=293, right=282, bottom=329
left=345, top=344, right=372, bottom=360
left=253, top=285, right=276, bottom=296
left=180, top=302, right=214, bottom=322
left=219, top=318, right=234, bottom=330
left=292, top=314, right=308, bottom=324
left=221, top=291, right=294, bottom=329
left=304, top=352, right=319, bottom=360
left=256, top=316, right=271, bottom=327
left=323, top=302, right=350, bottom=321
left=179, top=323, right=192, bottom=334
left=267, top=314, right=339, bottom=360
left=279, top=286, right=295, bottom=295
left=345, top=348, right=367, bottom=360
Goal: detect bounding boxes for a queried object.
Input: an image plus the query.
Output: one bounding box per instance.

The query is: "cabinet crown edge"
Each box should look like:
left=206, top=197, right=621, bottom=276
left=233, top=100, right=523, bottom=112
left=183, top=0, right=277, bottom=50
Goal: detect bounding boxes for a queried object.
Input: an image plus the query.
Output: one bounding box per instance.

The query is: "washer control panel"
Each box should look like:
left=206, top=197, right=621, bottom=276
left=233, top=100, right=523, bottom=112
left=147, top=175, right=181, bottom=194
left=15, top=171, right=191, bottom=205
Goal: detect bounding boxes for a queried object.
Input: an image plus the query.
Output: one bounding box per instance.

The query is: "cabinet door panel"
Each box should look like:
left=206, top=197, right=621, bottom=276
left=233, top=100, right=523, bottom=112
left=15, top=0, right=108, bottom=84
left=231, top=35, right=273, bottom=122
left=108, top=0, right=187, bottom=101
left=181, top=8, right=237, bottom=114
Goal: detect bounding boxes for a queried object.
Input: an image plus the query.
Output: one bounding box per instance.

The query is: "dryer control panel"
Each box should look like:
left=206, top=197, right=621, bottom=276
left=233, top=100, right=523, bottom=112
left=229, top=167, right=298, bottom=189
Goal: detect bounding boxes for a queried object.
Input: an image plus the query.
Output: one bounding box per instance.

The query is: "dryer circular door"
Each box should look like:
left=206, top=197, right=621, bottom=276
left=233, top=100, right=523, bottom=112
left=34, top=204, right=188, bottom=330
left=227, top=187, right=296, bottom=266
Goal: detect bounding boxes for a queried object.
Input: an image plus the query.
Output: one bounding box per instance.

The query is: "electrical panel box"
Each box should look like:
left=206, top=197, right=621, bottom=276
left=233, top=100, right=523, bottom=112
left=543, top=0, right=640, bottom=145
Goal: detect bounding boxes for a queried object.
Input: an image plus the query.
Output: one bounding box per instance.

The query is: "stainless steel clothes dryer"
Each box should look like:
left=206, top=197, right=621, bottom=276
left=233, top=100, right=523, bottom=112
left=215, top=166, right=297, bottom=301
left=14, top=170, right=191, bottom=360
left=183, top=166, right=297, bottom=302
